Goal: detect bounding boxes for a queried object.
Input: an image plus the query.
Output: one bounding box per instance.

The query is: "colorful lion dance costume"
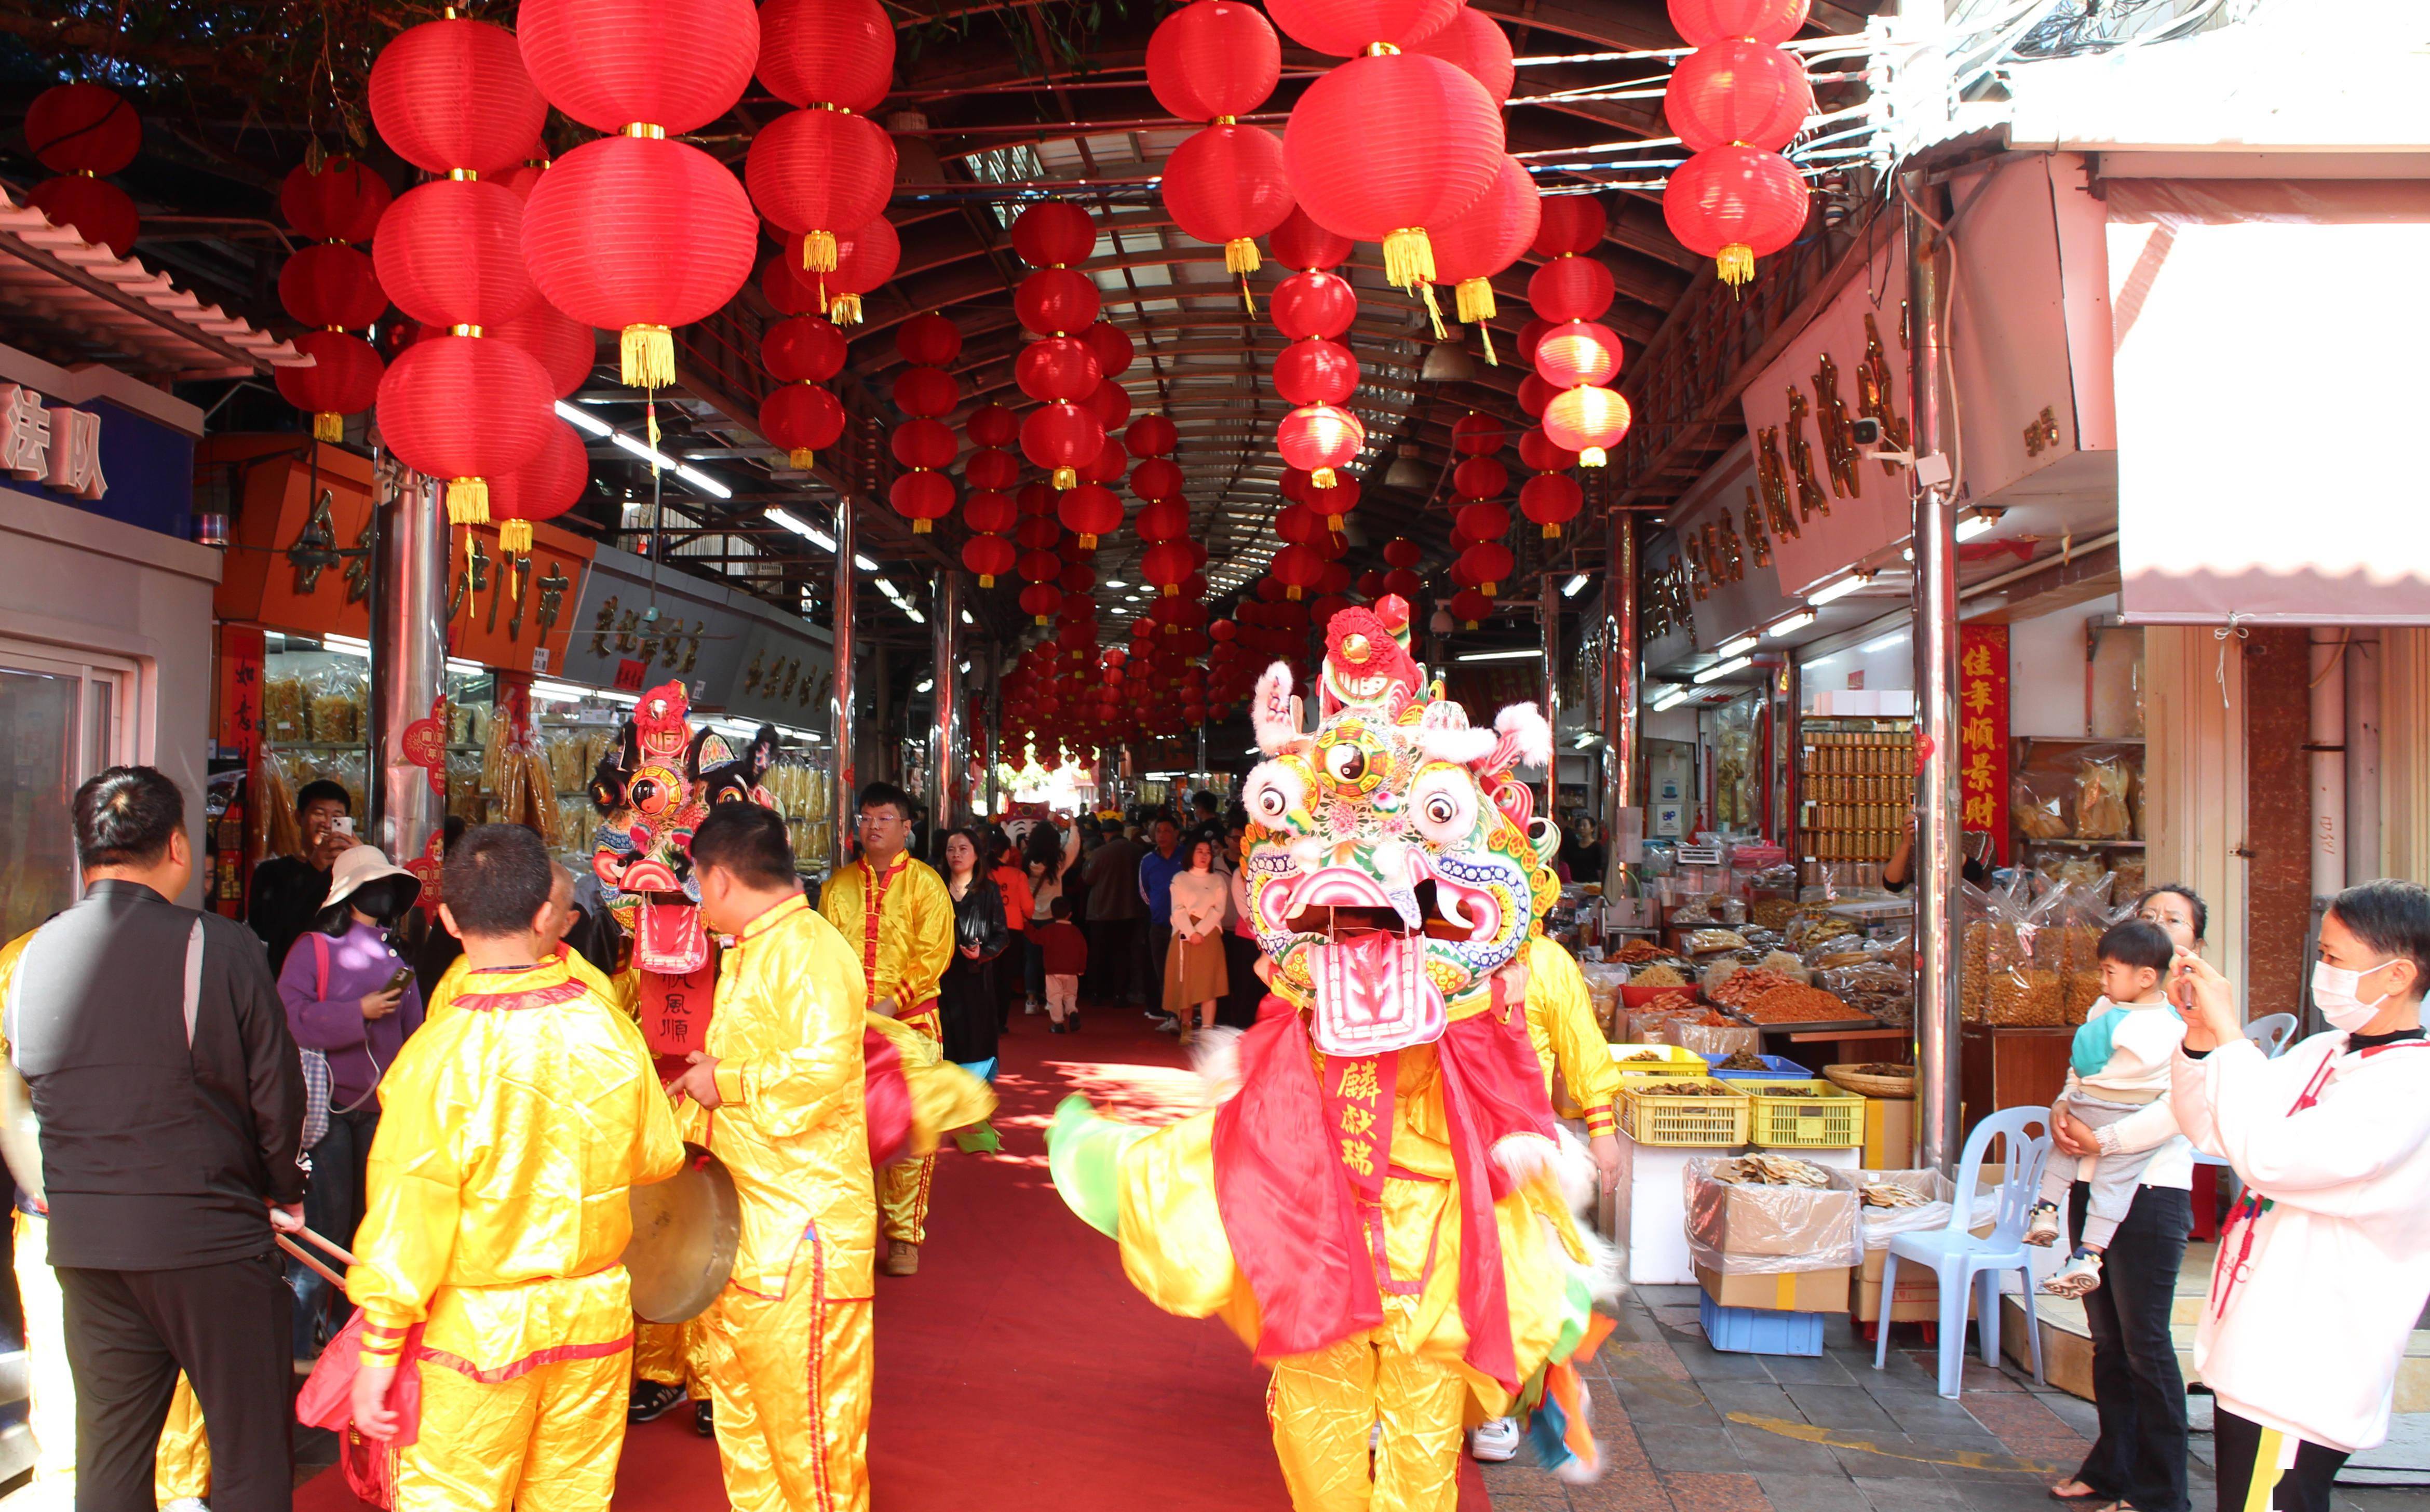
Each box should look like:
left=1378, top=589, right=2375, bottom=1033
left=1048, top=598, right=1612, bottom=1511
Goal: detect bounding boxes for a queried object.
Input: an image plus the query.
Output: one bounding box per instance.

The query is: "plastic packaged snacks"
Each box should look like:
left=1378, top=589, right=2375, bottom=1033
left=2074, top=755, right=2135, bottom=840
left=1822, top=963, right=1913, bottom=1027
left=263, top=675, right=309, bottom=746
left=1741, top=983, right=1861, bottom=1024
left=1709, top=967, right=1804, bottom=1010
left=2015, top=776, right=2072, bottom=840
left=1630, top=963, right=1686, bottom=989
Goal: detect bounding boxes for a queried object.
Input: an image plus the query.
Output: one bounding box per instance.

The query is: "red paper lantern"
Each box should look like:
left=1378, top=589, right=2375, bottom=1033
left=1129, top=461, right=1183, bottom=506
left=1455, top=501, right=1510, bottom=541
left=1020, top=549, right=1064, bottom=583
left=1282, top=52, right=1504, bottom=291
left=763, top=316, right=846, bottom=382
left=1520, top=473, right=1584, bottom=537
left=1453, top=456, right=1509, bottom=500
left=1276, top=404, right=1364, bottom=488
left=1535, top=320, right=1624, bottom=389
left=965, top=489, right=1018, bottom=534
left=1136, top=496, right=1191, bottom=541
left=281, top=159, right=392, bottom=244
left=276, top=330, right=386, bottom=442
left=1146, top=0, right=1282, bottom=120
left=369, top=18, right=548, bottom=177
left=1519, top=427, right=1579, bottom=472
left=24, top=83, right=140, bottom=175
left=1022, top=402, right=1105, bottom=489
left=1532, top=194, right=1608, bottom=259
left=890, top=469, right=955, bottom=533
left=1142, top=541, right=1197, bottom=597
left=523, top=134, right=758, bottom=386
left=1356, top=570, right=1386, bottom=599
left=26, top=177, right=138, bottom=259
left=761, top=250, right=821, bottom=316
left=967, top=449, right=1021, bottom=492
left=493, top=298, right=597, bottom=399
left=1015, top=267, right=1102, bottom=335
left=1528, top=254, right=1616, bottom=323
left=280, top=244, right=388, bottom=331
left=1273, top=339, right=1358, bottom=406
left=1272, top=271, right=1357, bottom=340
left=1020, top=583, right=1063, bottom=624
left=1382, top=536, right=1422, bottom=569
left=519, top=0, right=758, bottom=132
left=1427, top=154, right=1540, bottom=327
left=1126, top=413, right=1178, bottom=457
left=1266, top=0, right=1457, bottom=57
left=1543, top=385, right=1633, bottom=466
left=819, top=215, right=900, bottom=325
left=1270, top=207, right=1353, bottom=272
left=1449, top=588, right=1492, bottom=626
left=1163, top=125, right=1293, bottom=275
left=1383, top=567, right=1424, bottom=600
left=747, top=109, right=896, bottom=273
left=1663, top=144, right=1810, bottom=286
left=1518, top=373, right=1555, bottom=417
left=892, top=418, right=956, bottom=471
left=893, top=366, right=959, bottom=419
left=1018, top=482, right=1056, bottom=517
left=489, top=419, right=591, bottom=551
left=1666, top=39, right=1813, bottom=154
left=897, top=312, right=963, bottom=367
left=1516, top=317, right=1555, bottom=367
left=761, top=381, right=845, bottom=468
left=1059, top=484, right=1124, bottom=549
left=1275, top=504, right=1326, bottom=546
left=1451, top=413, right=1504, bottom=455
left=969, top=403, right=1020, bottom=448
left=1016, top=516, right=1060, bottom=550
left=963, top=533, right=1017, bottom=587
left=375, top=178, right=534, bottom=329
left=1668, top=0, right=1811, bottom=47
left=1077, top=434, right=1128, bottom=487
left=1269, top=543, right=1327, bottom=600
left=1086, top=380, right=1133, bottom=434
left=757, top=0, right=897, bottom=112
left=1013, top=202, right=1097, bottom=268
left=1408, top=9, right=1517, bottom=103
left=376, top=335, right=554, bottom=520
left=1085, top=320, right=1136, bottom=377
left=1017, top=336, right=1101, bottom=402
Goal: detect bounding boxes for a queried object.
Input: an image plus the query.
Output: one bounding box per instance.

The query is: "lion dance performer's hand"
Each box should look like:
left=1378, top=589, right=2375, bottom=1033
left=353, top=1362, right=400, bottom=1442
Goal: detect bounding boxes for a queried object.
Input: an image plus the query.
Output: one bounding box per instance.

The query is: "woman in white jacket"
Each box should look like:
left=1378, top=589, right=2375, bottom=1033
left=2170, top=879, right=2430, bottom=1512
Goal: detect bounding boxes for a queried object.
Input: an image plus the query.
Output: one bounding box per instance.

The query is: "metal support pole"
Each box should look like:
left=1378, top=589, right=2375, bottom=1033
left=1906, top=172, right=1963, bottom=1174
left=1540, top=575, right=1562, bottom=824
left=1599, top=510, right=1640, bottom=896
left=369, top=461, right=446, bottom=869
left=982, top=641, right=1002, bottom=818
left=829, top=492, right=856, bottom=873
left=930, top=570, right=961, bottom=832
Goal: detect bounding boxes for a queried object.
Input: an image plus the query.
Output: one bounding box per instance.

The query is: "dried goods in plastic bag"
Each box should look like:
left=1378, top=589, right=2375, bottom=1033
left=2074, top=755, right=2134, bottom=840
left=2015, top=775, right=2071, bottom=840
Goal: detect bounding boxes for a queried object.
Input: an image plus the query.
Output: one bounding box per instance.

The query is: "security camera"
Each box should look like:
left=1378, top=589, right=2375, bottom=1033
left=1848, top=416, right=1883, bottom=447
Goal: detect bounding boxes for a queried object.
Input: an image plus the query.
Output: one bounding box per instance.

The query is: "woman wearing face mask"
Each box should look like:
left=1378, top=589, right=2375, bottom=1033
left=2170, top=879, right=2430, bottom=1512
left=274, top=844, right=425, bottom=1365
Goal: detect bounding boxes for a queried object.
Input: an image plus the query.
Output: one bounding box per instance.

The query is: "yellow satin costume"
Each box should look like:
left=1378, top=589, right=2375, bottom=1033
left=816, top=853, right=952, bottom=1247
left=0, top=932, right=211, bottom=1506
left=1520, top=935, right=1621, bottom=1129
left=347, top=955, right=685, bottom=1512
left=1108, top=1029, right=1590, bottom=1512
left=695, top=894, right=876, bottom=1512
left=421, top=942, right=619, bottom=1024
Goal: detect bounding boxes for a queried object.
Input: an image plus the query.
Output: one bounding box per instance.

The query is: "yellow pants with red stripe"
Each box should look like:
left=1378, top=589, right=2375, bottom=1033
left=879, top=1008, right=942, bottom=1246
left=392, top=1344, right=632, bottom=1512
left=1267, top=1332, right=1468, bottom=1512
left=633, top=1318, right=710, bottom=1399
left=699, top=1274, right=873, bottom=1512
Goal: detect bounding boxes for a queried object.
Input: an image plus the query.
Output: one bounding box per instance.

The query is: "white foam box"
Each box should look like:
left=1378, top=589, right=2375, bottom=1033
left=1613, top=1135, right=1858, bottom=1285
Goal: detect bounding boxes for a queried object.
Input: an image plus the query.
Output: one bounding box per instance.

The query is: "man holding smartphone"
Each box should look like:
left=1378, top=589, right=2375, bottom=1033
left=246, top=780, right=358, bottom=973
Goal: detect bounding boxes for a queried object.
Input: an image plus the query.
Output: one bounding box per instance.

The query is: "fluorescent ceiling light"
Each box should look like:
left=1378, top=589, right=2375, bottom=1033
left=1693, top=655, right=1752, bottom=684
left=1651, top=684, right=1694, bottom=711
left=1455, top=647, right=1541, bottom=663
left=916, top=679, right=934, bottom=693
left=1954, top=513, right=1996, bottom=543
left=765, top=507, right=829, bottom=548
left=1767, top=608, right=1817, bottom=638
left=1571, top=732, right=1598, bottom=748
left=1861, top=630, right=1908, bottom=654
left=586, top=416, right=732, bottom=500
left=1809, top=573, right=1870, bottom=605
left=555, top=401, right=611, bottom=438
left=444, top=657, right=484, bottom=676
left=1717, top=631, right=1760, bottom=658
left=1104, top=579, right=1127, bottom=589
left=960, top=609, right=973, bottom=626
left=1562, top=573, right=1589, bottom=598
left=321, top=633, right=370, bottom=656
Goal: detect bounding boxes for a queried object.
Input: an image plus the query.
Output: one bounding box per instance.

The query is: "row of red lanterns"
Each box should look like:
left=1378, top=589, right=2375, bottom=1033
left=22, top=83, right=142, bottom=256
left=1659, top=0, right=1816, bottom=287
left=274, top=158, right=392, bottom=442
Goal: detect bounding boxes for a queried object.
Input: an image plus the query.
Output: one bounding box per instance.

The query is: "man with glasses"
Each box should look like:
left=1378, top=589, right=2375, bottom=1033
left=817, top=783, right=953, bottom=1277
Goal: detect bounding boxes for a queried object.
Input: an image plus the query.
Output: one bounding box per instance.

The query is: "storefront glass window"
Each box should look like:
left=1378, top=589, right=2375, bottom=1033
left=1, top=668, right=80, bottom=942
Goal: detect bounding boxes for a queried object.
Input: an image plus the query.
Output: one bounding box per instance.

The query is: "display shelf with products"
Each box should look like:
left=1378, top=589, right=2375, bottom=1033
left=2009, top=735, right=2146, bottom=897
left=1796, top=718, right=1914, bottom=869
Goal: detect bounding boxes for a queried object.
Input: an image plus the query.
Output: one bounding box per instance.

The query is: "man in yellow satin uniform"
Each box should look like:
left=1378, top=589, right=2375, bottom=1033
left=346, top=824, right=685, bottom=1509
left=815, top=781, right=951, bottom=1277
left=1, top=929, right=215, bottom=1510
left=668, top=802, right=876, bottom=1512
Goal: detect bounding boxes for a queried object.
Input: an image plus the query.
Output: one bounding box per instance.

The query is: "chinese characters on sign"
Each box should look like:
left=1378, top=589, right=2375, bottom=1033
left=1956, top=624, right=2010, bottom=862
left=0, top=385, right=109, bottom=500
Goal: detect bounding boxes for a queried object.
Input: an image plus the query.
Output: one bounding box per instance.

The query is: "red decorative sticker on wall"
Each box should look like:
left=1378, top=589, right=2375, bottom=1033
left=1957, top=624, right=2011, bottom=862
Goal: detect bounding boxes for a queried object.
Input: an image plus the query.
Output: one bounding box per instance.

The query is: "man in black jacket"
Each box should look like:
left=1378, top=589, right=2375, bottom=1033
left=7, top=766, right=306, bottom=1512
left=245, top=777, right=355, bottom=973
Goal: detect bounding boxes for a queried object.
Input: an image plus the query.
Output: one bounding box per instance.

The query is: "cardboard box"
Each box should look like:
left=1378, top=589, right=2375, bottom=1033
left=1851, top=1168, right=1994, bottom=1324
left=1861, top=1097, right=1915, bottom=1169
left=1688, top=1173, right=1860, bottom=1259
left=1696, top=1262, right=1851, bottom=1314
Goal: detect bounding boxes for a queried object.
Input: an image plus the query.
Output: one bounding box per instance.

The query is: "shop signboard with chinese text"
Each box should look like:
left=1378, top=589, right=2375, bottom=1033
left=2, top=341, right=199, bottom=540
left=1958, top=624, right=2010, bottom=862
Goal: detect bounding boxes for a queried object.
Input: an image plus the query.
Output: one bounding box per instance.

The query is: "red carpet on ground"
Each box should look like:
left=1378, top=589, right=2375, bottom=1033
left=297, top=1006, right=1486, bottom=1509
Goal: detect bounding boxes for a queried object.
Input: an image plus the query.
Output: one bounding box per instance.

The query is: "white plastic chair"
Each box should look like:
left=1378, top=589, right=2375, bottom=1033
left=2192, top=1014, right=2297, bottom=1171
left=1872, top=1105, right=2051, bottom=1398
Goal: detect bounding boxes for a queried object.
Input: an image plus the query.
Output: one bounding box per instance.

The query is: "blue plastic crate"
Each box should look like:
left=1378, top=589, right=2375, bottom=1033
left=1700, top=1052, right=1811, bottom=1082
left=1698, top=1289, right=1828, bottom=1356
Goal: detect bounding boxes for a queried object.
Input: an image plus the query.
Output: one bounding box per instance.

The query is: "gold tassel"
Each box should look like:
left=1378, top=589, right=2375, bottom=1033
left=829, top=291, right=862, bottom=326
left=1580, top=446, right=1608, bottom=467
left=500, top=519, right=533, bottom=554
left=1052, top=466, right=1077, bottom=489
left=1415, top=280, right=1447, bottom=341
left=313, top=412, right=343, bottom=442
left=979, top=573, right=996, bottom=587
left=1464, top=616, right=1478, bottom=629
left=1381, top=227, right=1436, bottom=291
left=788, top=447, right=816, bottom=469
left=1034, top=613, right=1049, bottom=625
left=1224, top=237, right=1260, bottom=276
left=912, top=518, right=931, bottom=533
left=1454, top=276, right=1495, bottom=326
left=621, top=325, right=674, bottom=388
left=1286, top=585, right=1302, bottom=601
left=1326, top=513, right=1343, bottom=531
left=1079, top=532, right=1098, bottom=549
left=1239, top=274, right=1258, bottom=316
left=1542, top=523, right=1560, bottom=539
left=1478, top=323, right=1498, bottom=367
left=1482, top=579, right=1498, bottom=597
left=1717, top=244, right=1755, bottom=287
left=800, top=228, right=838, bottom=272
left=1312, top=467, right=1336, bottom=489
left=1163, top=584, right=1178, bottom=598
left=446, top=477, right=489, bottom=524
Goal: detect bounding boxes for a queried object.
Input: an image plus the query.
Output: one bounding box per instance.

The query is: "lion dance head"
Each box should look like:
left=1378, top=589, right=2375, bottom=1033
left=1239, top=597, right=1560, bottom=1056
left=588, top=680, right=781, bottom=930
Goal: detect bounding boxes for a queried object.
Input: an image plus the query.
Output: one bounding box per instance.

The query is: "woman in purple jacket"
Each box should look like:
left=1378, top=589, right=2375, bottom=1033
left=274, top=843, right=425, bottom=1364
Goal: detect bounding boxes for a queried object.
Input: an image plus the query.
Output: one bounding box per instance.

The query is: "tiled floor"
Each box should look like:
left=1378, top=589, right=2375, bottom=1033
left=1480, top=1285, right=2417, bottom=1512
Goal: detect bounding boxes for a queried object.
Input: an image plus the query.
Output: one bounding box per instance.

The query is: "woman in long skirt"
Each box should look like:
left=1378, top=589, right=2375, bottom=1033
left=1162, top=839, right=1231, bottom=1044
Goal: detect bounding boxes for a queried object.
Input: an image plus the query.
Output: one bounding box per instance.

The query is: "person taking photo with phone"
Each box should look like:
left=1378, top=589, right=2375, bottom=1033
left=246, top=779, right=358, bottom=974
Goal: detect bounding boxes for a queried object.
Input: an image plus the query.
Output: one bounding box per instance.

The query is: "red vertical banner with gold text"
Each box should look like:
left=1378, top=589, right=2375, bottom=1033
left=1957, top=624, right=2010, bottom=863
left=214, top=626, right=267, bottom=917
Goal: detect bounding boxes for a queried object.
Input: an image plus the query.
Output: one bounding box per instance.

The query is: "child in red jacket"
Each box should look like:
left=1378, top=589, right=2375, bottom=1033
left=1032, top=895, right=1089, bottom=1034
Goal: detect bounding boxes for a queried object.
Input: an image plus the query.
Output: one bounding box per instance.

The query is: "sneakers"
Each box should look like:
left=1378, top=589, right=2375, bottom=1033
left=161, top=1501, right=210, bottom=1512
left=2023, top=1199, right=2063, bottom=1247
left=884, top=1240, right=921, bottom=1276
left=2041, top=1248, right=2104, bottom=1297
left=1153, top=1016, right=1182, bottom=1034
left=628, top=1380, right=687, bottom=1423
left=1048, top=1020, right=1070, bottom=1034
left=1470, top=1416, right=1522, bottom=1462
left=1026, top=996, right=1042, bottom=1014
left=693, top=1399, right=716, bottom=1438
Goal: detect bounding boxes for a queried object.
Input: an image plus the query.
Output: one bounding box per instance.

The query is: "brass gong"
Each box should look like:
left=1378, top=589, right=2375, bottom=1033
left=624, top=1141, right=739, bottom=1324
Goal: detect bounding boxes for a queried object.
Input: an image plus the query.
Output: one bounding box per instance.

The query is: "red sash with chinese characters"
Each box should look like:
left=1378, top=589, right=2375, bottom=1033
left=640, top=947, right=718, bottom=1082
left=1318, top=1050, right=1398, bottom=1218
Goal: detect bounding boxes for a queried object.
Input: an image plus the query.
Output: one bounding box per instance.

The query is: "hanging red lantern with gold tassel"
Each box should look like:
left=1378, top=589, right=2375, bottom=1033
left=275, top=153, right=393, bottom=441
left=1425, top=154, right=1538, bottom=359
left=23, top=82, right=143, bottom=256
left=1149, top=0, right=1287, bottom=303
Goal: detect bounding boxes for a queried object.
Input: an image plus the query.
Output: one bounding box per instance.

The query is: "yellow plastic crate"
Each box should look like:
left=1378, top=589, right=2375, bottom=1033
left=1739, top=1078, right=1865, bottom=1149
left=1608, top=1043, right=1705, bottom=1078
left=1618, top=1080, right=1751, bottom=1148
